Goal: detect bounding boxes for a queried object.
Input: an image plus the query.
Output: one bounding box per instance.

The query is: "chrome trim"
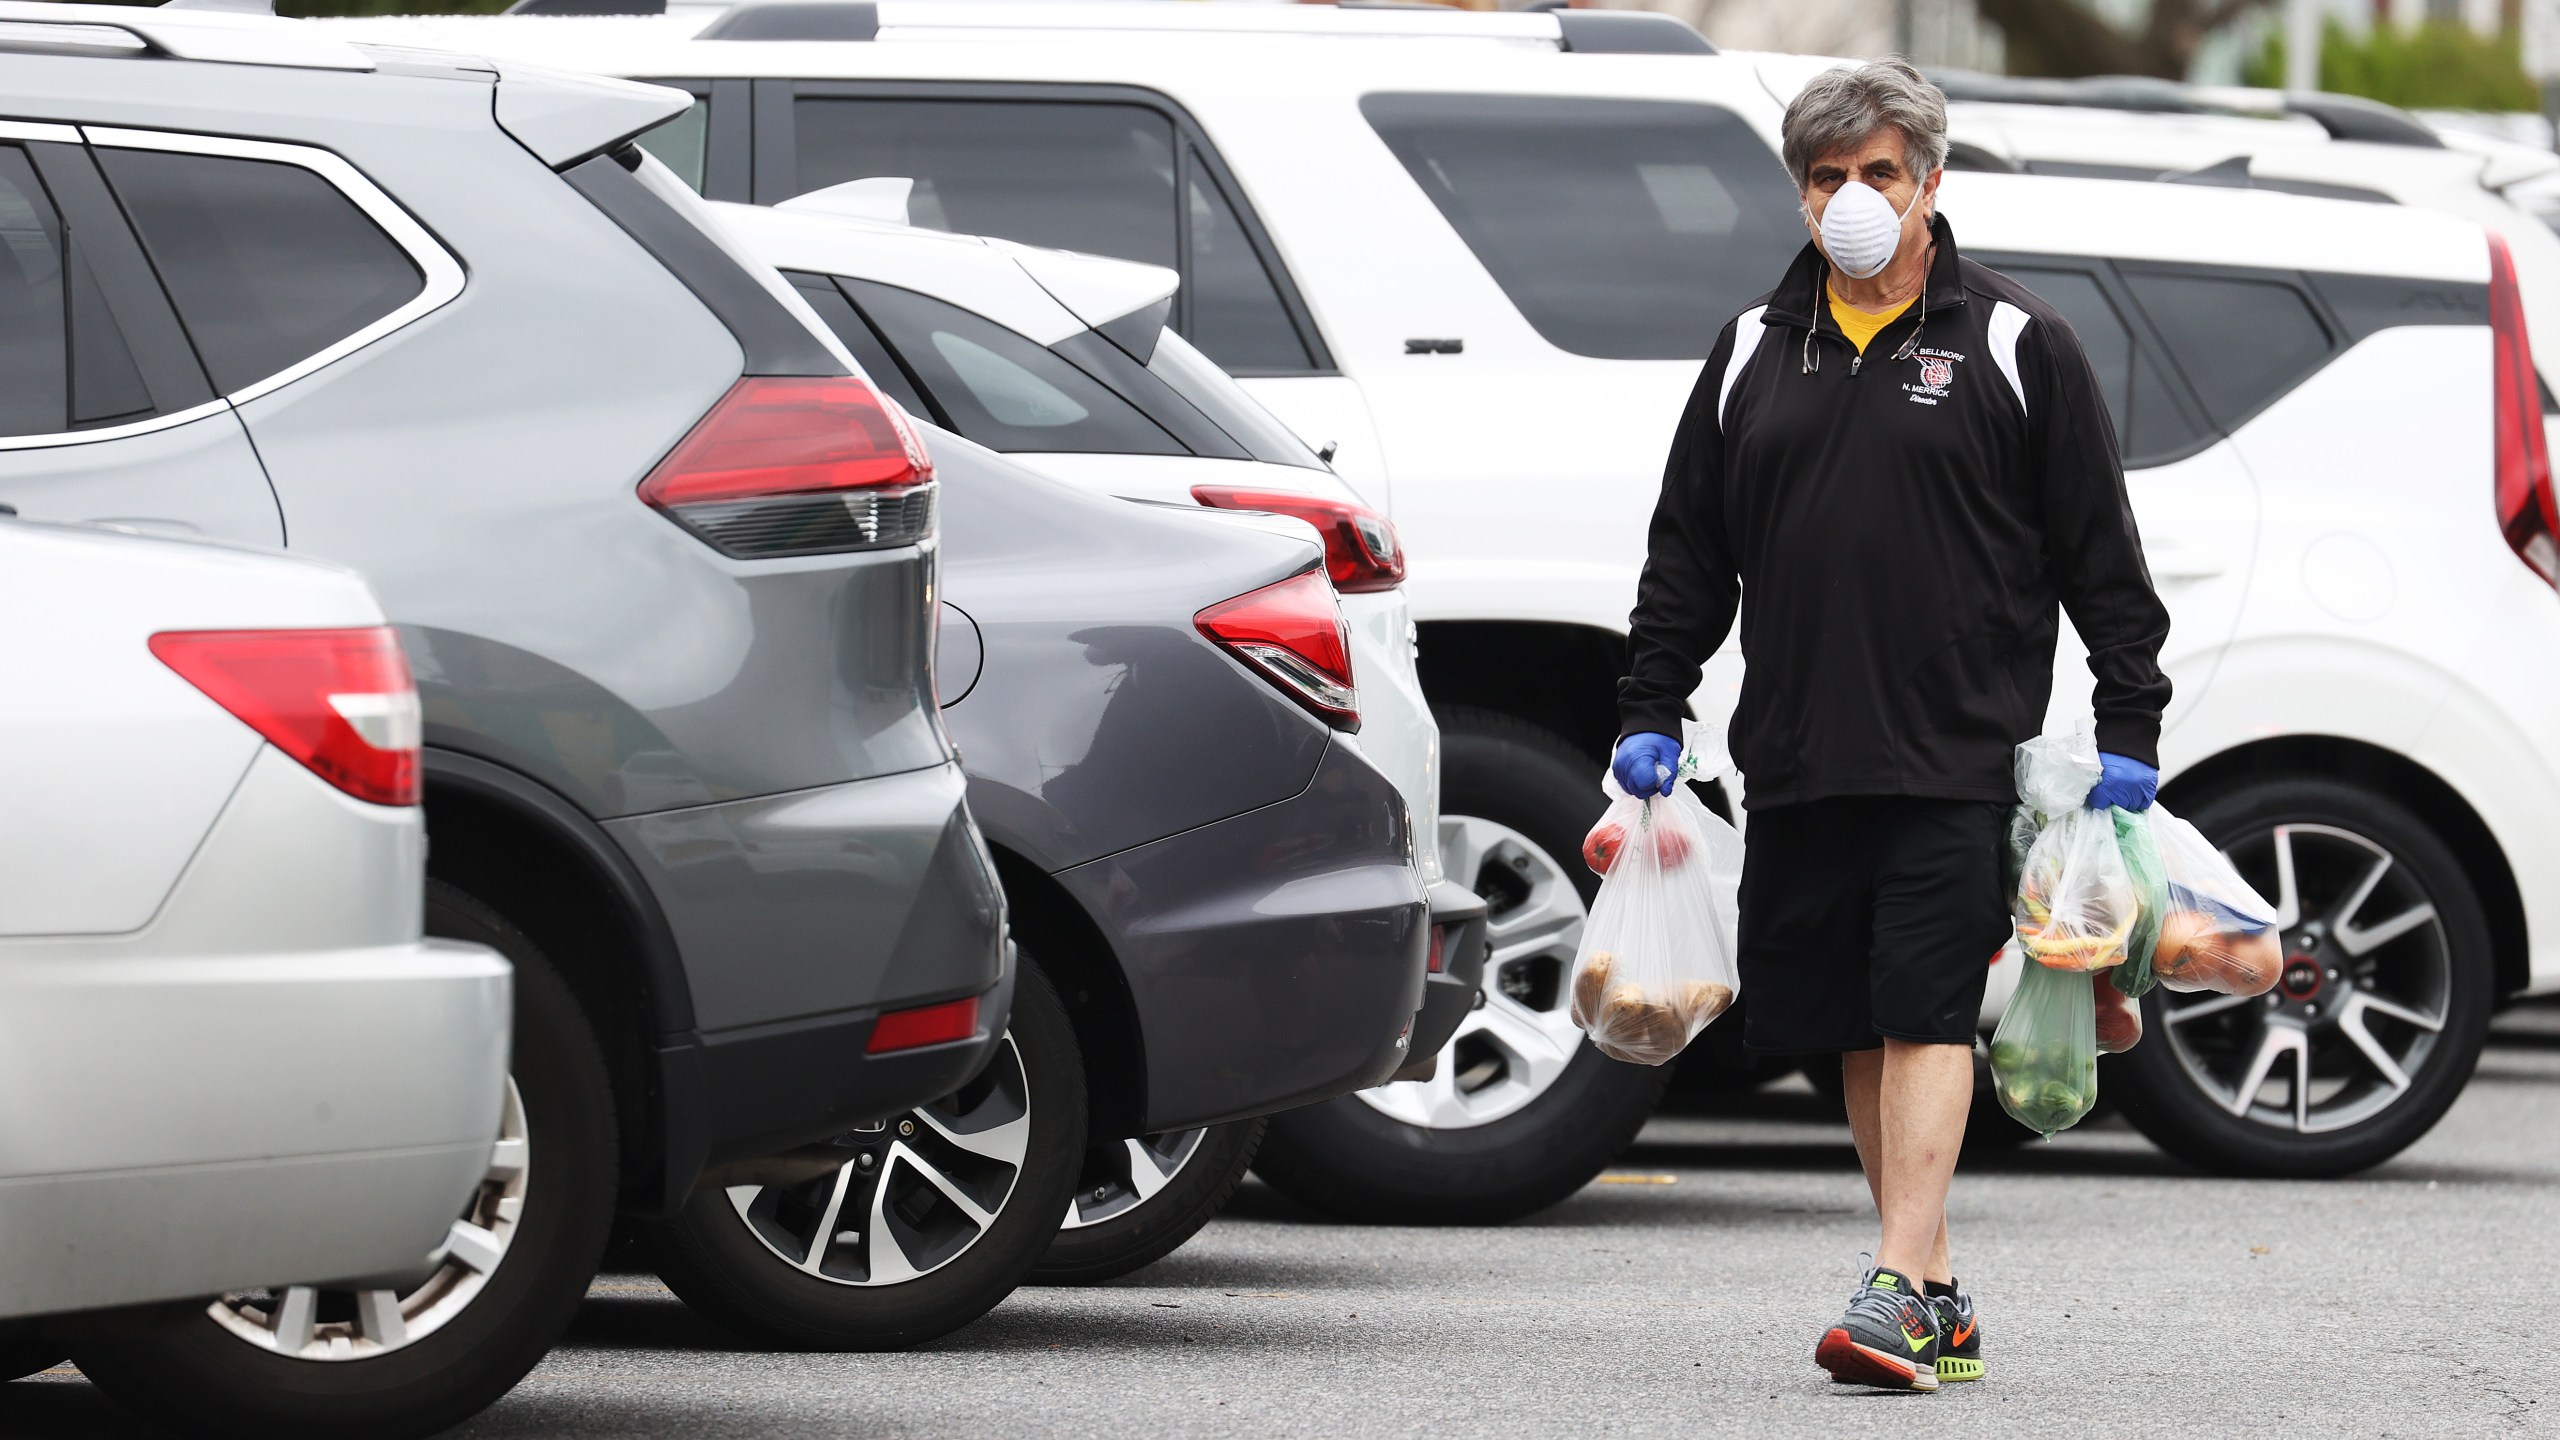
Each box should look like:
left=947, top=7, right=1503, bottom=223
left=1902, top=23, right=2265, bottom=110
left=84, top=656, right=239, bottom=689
left=0, top=399, right=232, bottom=452
left=0, top=119, right=84, bottom=144
left=81, top=126, right=466, bottom=409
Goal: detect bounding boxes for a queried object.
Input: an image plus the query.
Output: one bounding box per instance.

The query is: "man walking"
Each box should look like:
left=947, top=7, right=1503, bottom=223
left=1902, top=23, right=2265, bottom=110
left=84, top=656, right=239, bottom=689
left=1612, top=60, right=2170, bottom=1392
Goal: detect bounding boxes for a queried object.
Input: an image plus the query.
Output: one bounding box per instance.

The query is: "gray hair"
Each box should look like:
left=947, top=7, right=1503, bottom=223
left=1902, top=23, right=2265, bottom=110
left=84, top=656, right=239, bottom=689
left=1780, top=58, right=1949, bottom=190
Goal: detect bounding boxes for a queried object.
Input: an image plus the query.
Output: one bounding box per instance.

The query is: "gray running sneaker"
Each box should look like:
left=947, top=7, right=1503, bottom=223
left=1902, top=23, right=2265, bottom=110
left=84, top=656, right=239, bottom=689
left=1930, top=1284, right=1982, bottom=1383
left=1815, top=1265, right=1941, bottom=1392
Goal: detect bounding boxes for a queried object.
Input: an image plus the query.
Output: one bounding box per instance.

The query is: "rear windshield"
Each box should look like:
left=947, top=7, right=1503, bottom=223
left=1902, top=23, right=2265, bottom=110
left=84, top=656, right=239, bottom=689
left=1147, top=330, right=1326, bottom=470
left=1361, top=93, right=1802, bottom=361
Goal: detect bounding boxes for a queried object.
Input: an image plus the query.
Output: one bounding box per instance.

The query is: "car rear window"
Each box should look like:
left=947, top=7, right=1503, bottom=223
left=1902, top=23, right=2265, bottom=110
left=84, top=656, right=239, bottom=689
left=840, top=278, right=1185, bottom=456
left=96, top=148, right=424, bottom=395
left=2121, top=270, right=2334, bottom=432
left=1360, top=93, right=1803, bottom=361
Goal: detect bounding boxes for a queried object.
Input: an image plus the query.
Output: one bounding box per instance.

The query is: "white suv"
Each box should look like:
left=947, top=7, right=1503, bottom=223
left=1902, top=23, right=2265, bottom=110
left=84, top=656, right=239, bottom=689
left=338, top=3, right=2560, bottom=1194
left=0, top=516, right=509, bottom=1370
left=1846, top=64, right=2560, bottom=394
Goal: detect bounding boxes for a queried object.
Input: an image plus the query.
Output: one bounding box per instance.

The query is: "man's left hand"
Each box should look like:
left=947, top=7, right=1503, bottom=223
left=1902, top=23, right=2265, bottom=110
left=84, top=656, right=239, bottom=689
left=2087, top=752, right=2158, bottom=811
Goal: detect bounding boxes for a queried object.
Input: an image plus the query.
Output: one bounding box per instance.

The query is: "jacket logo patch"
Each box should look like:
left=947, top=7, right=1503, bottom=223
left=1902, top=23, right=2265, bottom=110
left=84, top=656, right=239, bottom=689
left=1903, top=348, right=1964, bottom=406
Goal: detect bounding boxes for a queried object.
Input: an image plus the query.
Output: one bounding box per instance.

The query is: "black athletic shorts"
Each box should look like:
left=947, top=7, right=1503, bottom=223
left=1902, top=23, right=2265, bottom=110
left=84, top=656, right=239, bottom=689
left=1736, top=796, right=2013, bottom=1055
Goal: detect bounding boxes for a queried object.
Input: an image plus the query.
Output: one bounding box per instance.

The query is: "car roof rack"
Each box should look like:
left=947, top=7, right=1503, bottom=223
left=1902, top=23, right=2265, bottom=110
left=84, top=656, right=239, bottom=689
left=1931, top=67, right=2442, bottom=149
left=0, top=0, right=372, bottom=69
left=520, top=0, right=1707, bottom=48
left=1550, top=8, right=1712, bottom=54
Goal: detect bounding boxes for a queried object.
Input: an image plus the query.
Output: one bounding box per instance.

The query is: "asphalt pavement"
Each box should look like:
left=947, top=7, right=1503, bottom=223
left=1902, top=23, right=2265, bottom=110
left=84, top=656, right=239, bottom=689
left=11, top=1001, right=2556, bottom=1439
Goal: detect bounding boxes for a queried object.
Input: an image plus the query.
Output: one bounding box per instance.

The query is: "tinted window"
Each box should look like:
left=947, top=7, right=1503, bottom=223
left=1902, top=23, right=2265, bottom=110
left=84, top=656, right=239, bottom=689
left=789, top=274, right=933, bottom=418
left=0, top=146, right=153, bottom=438
left=1360, top=93, right=1803, bottom=360
left=2123, top=271, right=2333, bottom=431
left=98, top=149, right=424, bottom=395
left=792, top=98, right=1318, bottom=373
left=1147, top=330, right=1324, bottom=469
left=638, top=98, right=710, bottom=192
left=2002, top=266, right=2203, bottom=467
left=1186, top=151, right=1311, bottom=373
left=842, top=279, right=1183, bottom=456
left=0, top=146, right=68, bottom=437
left=794, top=99, right=1178, bottom=269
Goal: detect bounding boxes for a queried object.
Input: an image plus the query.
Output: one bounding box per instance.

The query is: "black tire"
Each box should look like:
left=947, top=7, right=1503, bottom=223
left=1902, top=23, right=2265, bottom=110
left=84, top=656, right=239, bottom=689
left=1030, top=1119, right=1264, bottom=1286
left=1253, top=707, right=1672, bottom=1224
left=75, top=882, right=619, bottom=1440
left=645, top=961, right=1086, bottom=1349
left=2112, top=778, right=2495, bottom=1178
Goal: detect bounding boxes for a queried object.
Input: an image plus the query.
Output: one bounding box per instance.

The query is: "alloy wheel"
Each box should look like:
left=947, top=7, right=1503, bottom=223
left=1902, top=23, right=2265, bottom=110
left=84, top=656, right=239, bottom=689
left=208, top=1079, right=529, bottom=1360
left=1355, top=815, right=1587, bottom=1131
left=1059, top=1129, right=1206, bottom=1229
left=2160, top=822, right=2452, bottom=1135
left=726, top=1035, right=1031, bottom=1286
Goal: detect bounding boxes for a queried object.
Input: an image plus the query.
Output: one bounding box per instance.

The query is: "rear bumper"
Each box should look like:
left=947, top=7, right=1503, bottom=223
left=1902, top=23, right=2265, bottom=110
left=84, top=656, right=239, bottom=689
left=1056, top=740, right=1429, bottom=1132
left=1393, top=880, right=1490, bottom=1081
left=625, top=760, right=1011, bottom=1193
left=0, top=939, right=510, bottom=1320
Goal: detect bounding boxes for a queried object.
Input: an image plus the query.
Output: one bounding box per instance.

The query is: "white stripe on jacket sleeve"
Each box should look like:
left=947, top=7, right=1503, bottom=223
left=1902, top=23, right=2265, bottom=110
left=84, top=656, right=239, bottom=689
left=1986, top=301, right=2031, bottom=416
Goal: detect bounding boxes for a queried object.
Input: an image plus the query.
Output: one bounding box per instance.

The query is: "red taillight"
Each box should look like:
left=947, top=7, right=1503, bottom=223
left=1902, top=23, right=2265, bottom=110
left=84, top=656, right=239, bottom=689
left=150, top=627, right=421, bottom=807
left=1427, top=924, right=1447, bottom=974
left=1190, top=484, right=1406, bottom=594
left=2488, top=233, right=2559, bottom=589
left=640, top=376, right=937, bottom=559
left=1195, top=567, right=1361, bottom=731
left=867, top=995, right=980, bottom=1054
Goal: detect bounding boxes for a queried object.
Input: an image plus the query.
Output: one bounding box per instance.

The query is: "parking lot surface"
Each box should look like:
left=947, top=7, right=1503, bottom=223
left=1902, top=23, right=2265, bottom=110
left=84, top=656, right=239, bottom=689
left=11, top=1001, right=2555, bottom=1439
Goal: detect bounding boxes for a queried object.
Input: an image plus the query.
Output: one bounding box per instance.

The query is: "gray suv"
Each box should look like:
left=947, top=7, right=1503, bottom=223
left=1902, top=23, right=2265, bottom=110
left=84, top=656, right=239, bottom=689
left=0, top=8, right=1001, bottom=1433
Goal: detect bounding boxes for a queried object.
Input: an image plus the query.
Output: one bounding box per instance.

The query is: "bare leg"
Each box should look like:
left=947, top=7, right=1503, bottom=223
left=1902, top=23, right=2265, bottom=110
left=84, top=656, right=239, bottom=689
left=1871, top=1038, right=1971, bottom=1283
left=1842, top=1045, right=1964, bottom=1285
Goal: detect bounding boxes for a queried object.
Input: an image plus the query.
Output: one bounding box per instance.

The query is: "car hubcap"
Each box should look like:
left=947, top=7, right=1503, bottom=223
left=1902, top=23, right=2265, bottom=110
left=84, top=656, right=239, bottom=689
left=1059, top=1129, right=1206, bottom=1229
left=2162, top=822, right=2452, bottom=1135
left=1355, top=815, right=1588, bottom=1131
left=726, top=1035, right=1030, bottom=1286
left=209, top=1078, right=529, bottom=1361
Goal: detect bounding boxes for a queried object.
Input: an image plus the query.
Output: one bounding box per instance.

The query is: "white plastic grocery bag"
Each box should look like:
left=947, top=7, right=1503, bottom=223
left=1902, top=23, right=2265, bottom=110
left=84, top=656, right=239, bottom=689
left=1568, top=738, right=1744, bottom=1066
left=2148, top=807, right=2284, bottom=996
left=2009, top=727, right=2138, bottom=973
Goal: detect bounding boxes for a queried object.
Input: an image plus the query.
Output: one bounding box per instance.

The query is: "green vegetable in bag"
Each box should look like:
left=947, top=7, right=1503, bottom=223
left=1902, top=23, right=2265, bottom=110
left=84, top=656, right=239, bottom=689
left=1990, top=959, right=2098, bottom=1137
left=2111, top=807, right=2167, bottom=1000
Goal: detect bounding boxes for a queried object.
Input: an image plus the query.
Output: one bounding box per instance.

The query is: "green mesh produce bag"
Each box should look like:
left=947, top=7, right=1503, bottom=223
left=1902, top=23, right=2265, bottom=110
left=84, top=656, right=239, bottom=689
left=1990, top=958, right=2099, bottom=1138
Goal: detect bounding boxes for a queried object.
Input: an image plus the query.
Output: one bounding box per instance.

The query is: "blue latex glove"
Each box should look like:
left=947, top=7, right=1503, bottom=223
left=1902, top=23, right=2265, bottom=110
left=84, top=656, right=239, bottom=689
left=1611, top=732, right=1682, bottom=799
left=2087, top=752, right=2159, bottom=811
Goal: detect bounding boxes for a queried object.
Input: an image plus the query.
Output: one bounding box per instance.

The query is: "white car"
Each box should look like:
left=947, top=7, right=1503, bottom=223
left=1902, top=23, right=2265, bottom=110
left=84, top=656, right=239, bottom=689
left=325, top=3, right=2560, bottom=1193
left=1866, top=65, right=2560, bottom=394
left=700, top=189, right=1487, bottom=1275
left=0, top=516, right=510, bottom=1371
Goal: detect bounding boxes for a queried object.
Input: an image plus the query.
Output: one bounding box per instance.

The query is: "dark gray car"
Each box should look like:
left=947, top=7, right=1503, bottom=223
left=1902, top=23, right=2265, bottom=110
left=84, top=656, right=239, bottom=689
left=0, top=14, right=1000, bottom=1435
left=640, top=430, right=1435, bottom=1348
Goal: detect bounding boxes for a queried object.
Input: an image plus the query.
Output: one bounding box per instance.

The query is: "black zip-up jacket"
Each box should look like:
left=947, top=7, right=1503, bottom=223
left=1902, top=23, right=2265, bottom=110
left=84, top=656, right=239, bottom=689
left=1618, top=216, right=2171, bottom=808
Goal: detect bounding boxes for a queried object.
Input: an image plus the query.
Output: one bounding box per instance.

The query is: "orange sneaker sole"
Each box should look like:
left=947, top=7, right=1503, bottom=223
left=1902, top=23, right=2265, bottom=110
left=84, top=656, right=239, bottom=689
left=1815, top=1327, right=1940, bottom=1392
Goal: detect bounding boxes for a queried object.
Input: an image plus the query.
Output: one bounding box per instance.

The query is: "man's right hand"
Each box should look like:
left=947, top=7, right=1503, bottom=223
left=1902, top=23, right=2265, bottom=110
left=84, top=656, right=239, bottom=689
left=1610, top=732, right=1683, bottom=798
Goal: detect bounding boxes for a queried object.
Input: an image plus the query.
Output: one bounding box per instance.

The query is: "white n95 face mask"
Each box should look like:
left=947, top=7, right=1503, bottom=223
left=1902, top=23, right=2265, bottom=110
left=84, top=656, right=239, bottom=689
left=1817, top=180, right=1919, bottom=281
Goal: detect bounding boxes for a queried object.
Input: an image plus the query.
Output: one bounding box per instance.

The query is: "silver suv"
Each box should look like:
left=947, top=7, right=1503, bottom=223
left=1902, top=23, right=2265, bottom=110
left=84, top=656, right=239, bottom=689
left=0, top=6, right=1003, bottom=1433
